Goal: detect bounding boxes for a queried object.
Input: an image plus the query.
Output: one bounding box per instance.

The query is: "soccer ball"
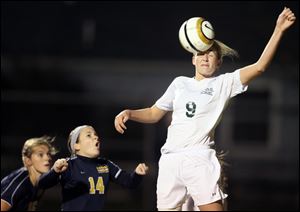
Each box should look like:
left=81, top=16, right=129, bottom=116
left=179, top=17, right=215, bottom=54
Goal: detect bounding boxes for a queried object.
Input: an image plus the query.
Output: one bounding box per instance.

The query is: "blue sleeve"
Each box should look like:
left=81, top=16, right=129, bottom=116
left=37, top=169, right=61, bottom=189
left=107, top=160, right=143, bottom=189
left=1, top=168, right=28, bottom=207
left=1, top=179, right=19, bottom=206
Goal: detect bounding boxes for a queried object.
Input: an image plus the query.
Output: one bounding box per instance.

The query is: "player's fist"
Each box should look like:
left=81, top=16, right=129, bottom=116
left=53, top=158, right=68, bottom=173
left=135, top=163, right=149, bottom=175
left=276, top=7, right=296, bottom=32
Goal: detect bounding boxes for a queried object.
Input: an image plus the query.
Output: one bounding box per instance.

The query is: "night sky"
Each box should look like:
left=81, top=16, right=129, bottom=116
left=2, top=1, right=299, bottom=62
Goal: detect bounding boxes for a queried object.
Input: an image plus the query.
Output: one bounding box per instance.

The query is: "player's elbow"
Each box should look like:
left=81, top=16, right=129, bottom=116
left=255, top=62, right=268, bottom=73
left=149, top=106, right=166, bottom=123
left=149, top=116, right=161, bottom=123
left=257, top=67, right=266, bottom=74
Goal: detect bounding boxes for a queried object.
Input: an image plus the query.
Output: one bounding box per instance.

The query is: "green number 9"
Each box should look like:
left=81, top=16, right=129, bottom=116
left=186, top=101, right=196, bottom=118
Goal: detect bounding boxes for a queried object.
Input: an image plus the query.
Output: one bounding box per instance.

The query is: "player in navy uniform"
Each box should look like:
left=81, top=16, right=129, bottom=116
left=38, top=125, right=149, bottom=211
left=1, top=136, right=57, bottom=211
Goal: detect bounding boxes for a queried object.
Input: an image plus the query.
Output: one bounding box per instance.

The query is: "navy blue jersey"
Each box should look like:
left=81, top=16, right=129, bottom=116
left=1, top=167, right=42, bottom=211
left=38, top=155, right=143, bottom=211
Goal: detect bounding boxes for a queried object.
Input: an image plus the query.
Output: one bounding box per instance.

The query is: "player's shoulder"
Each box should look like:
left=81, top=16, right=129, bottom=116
left=97, top=157, right=109, bottom=164
left=1, top=167, right=29, bottom=194
left=66, top=155, right=77, bottom=165
left=174, top=76, right=191, bottom=82
left=218, top=69, right=240, bottom=79
left=171, top=76, right=193, bottom=87
left=99, top=157, right=114, bottom=165
left=68, top=155, right=77, bottom=161
left=1, top=167, right=28, bottom=185
left=101, top=158, right=121, bottom=169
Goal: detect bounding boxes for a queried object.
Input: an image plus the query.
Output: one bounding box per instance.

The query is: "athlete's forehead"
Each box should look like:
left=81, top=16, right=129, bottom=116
left=80, top=126, right=97, bottom=135
left=31, top=144, right=50, bottom=153
left=195, top=49, right=217, bottom=56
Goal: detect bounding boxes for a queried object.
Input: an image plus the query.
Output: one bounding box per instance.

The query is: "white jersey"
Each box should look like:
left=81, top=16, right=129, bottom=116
left=155, top=69, right=248, bottom=154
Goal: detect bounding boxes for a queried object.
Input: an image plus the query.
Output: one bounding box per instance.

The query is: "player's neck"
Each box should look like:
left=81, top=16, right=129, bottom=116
left=28, top=169, right=41, bottom=186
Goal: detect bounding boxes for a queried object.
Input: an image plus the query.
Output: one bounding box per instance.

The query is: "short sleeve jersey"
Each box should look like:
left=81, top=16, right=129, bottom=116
left=155, top=69, right=248, bottom=153
left=1, top=167, right=39, bottom=211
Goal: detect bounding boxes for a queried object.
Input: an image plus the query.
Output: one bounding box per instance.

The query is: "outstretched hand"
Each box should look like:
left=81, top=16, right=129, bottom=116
left=135, top=163, right=149, bottom=175
left=276, top=7, right=296, bottom=32
left=114, top=110, right=130, bottom=134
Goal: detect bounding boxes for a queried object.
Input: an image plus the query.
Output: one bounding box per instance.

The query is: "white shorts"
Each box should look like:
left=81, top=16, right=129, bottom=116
left=156, top=147, right=228, bottom=209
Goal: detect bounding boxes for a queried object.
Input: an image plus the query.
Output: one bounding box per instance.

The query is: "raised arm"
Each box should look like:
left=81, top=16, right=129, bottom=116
left=240, top=7, right=296, bottom=85
left=114, top=105, right=167, bottom=134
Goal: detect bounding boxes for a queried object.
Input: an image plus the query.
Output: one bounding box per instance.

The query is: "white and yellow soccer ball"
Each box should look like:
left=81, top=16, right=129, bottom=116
left=179, top=17, right=215, bottom=54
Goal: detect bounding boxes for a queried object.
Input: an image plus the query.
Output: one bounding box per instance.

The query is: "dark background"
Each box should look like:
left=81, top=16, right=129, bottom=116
left=1, top=1, right=299, bottom=211
left=2, top=1, right=299, bottom=61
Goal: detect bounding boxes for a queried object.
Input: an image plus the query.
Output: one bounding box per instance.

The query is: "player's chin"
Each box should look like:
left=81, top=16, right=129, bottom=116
left=205, top=71, right=216, bottom=77
left=39, top=167, right=51, bottom=174
left=91, top=150, right=100, bottom=158
left=199, top=70, right=214, bottom=78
